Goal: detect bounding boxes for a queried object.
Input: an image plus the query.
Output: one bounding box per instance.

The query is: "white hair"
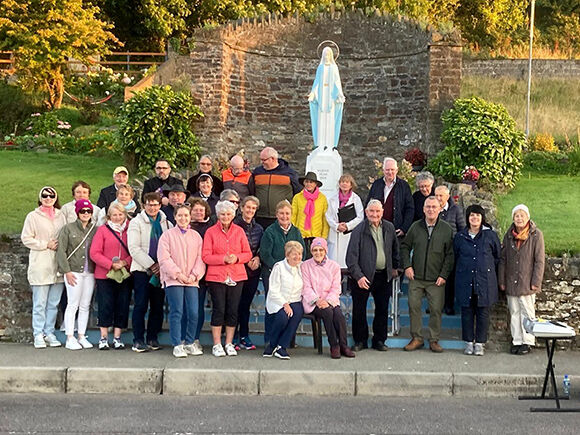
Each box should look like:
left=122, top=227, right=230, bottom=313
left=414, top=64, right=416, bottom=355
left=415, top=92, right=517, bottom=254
left=220, top=189, right=240, bottom=201
left=215, top=200, right=236, bottom=215
left=383, top=157, right=398, bottom=168
left=366, top=199, right=383, bottom=211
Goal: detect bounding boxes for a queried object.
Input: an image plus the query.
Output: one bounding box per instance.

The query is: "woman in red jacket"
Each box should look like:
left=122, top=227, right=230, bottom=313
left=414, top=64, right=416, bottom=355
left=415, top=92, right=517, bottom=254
left=90, top=203, right=132, bottom=350
left=202, top=200, right=252, bottom=357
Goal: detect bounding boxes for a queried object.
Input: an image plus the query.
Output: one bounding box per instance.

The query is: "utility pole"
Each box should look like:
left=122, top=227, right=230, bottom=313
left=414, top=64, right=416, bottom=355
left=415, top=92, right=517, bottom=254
left=525, top=0, right=536, bottom=139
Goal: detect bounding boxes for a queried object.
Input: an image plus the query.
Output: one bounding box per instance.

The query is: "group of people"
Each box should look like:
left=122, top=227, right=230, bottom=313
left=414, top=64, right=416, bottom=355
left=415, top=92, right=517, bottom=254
left=22, top=149, right=545, bottom=359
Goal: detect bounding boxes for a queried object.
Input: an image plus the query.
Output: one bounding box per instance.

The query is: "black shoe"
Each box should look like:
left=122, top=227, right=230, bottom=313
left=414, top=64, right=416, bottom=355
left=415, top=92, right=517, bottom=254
left=131, top=341, right=148, bottom=353
left=351, top=342, right=368, bottom=352
left=517, top=344, right=531, bottom=355
left=510, top=344, right=521, bottom=354
left=372, top=342, right=389, bottom=352
left=147, top=340, right=162, bottom=351
left=263, top=344, right=276, bottom=358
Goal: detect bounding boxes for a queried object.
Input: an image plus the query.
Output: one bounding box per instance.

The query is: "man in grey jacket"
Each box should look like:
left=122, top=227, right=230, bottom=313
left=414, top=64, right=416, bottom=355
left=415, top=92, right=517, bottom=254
left=346, top=200, right=399, bottom=352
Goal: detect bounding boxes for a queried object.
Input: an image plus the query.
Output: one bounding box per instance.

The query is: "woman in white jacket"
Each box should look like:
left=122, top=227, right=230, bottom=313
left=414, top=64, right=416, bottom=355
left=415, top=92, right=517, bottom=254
left=21, top=186, right=67, bottom=348
left=325, top=174, right=364, bottom=268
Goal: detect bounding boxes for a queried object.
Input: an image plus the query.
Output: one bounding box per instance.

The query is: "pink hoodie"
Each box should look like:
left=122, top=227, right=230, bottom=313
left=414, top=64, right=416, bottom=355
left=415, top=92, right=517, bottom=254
left=157, top=226, right=206, bottom=288
left=300, top=256, right=342, bottom=314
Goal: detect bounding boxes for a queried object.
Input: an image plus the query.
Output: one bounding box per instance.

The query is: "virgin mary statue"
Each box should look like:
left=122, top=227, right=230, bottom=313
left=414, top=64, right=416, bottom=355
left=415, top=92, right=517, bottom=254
left=308, top=47, right=345, bottom=150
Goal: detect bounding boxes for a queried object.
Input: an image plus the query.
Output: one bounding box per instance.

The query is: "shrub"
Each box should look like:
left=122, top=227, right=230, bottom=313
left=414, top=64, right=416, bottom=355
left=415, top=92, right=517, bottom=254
left=14, top=128, right=118, bottom=156
left=568, top=143, right=580, bottom=176
left=0, top=80, right=40, bottom=135
left=427, top=97, right=525, bottom=189
left=117, top=85, right=203, bottom=174
left=404, top=147, right=426, bottom=166
left=530, top=133, right=558, bottom=153
left=523, top=151, right=569, bottom=173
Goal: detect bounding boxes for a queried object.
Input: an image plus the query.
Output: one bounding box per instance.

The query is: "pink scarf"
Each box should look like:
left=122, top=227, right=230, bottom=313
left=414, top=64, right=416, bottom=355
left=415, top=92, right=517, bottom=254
left=303, top=187, right=320, bottom=231
left=40, top=206, right=55, bottom=219
left=338, top=190, right=351, bottom=208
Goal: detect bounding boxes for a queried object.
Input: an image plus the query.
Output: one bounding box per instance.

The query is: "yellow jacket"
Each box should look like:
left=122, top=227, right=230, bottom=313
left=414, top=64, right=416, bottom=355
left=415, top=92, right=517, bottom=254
left=291, top=190, right=329, bottom=239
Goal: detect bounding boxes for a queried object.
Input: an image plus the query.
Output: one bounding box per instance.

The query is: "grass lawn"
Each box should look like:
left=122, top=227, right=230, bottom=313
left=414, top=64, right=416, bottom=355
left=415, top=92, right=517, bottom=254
left=0, top=151, right=123, bottom=234
left=496, top=171, right=580, bottom=255
left=461, top=76, right=580, bottom=143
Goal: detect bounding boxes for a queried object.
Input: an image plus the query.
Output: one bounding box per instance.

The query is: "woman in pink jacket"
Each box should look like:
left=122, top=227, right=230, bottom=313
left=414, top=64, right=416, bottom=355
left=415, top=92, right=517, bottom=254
left=202, top=200, right=252, bottom=357
left=301, top=238, right=355, bottom=359
left=158, top=205, right=206, bottom=358
left=89, top=203, right=132, bottom=350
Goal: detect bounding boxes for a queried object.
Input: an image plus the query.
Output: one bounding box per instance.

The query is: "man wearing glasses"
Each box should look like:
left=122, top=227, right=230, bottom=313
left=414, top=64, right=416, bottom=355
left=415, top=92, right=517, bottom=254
left=252, top=147, right=300, bottom=229
left=186, top=155, right=224, bottom=196
left=142, top=159, right=184, bottom=206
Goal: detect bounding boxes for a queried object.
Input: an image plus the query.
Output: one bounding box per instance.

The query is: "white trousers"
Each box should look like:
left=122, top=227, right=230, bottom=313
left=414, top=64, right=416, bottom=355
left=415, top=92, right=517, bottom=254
left=64, top=271, right=95, bottom=336
left=507, top=294, right=536, bottom=346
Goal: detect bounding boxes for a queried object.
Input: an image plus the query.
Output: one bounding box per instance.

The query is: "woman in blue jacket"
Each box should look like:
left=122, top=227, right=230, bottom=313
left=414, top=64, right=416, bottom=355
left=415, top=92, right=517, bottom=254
left=454, top=204, right=501, bottom=356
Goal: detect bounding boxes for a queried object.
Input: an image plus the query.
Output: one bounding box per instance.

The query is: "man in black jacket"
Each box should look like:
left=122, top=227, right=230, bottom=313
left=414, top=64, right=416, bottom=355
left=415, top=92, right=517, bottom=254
left=346, top=199, right=400, bottom=352
left=97, top=166, right=134, bottom=210
left=366, top=157, right=414, bottom=238
left=142, top=159, right=183, bottom=205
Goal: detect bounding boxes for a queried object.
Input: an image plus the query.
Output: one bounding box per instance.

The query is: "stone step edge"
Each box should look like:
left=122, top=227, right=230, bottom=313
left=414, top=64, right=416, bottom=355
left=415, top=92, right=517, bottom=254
left=0, top=366, right=564, bottom=398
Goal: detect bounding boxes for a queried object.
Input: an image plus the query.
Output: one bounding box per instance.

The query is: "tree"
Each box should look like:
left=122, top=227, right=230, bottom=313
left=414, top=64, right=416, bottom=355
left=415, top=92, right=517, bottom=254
left=0, top=0, right=118, bottom=109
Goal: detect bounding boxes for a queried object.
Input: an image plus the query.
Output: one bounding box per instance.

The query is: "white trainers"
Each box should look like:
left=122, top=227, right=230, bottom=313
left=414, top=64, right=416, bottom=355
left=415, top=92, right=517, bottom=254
left=464, top=341, right=474, bottom=355
left=173, top=345, right=187, bottom=358
left=184, top=344, right=203, bottom=356
left=65, top=337, right=82, bottom=351
left=34, top=334, right=47, bottom=349
left=78, top=337, right=93, bottom=349
left=193, top=339, right=203, bottom=353
left=44, top=334, right=62, bottom=347
left=212, top=343, right=226, bottom=357
left=474, top=343, right=485, bottom=356
left=224, top=343, right=238, bottom=356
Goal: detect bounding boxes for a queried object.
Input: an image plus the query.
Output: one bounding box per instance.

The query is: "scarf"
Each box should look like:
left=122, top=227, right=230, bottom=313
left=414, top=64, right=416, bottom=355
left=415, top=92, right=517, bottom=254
left=40, top=206, right=55, bottom=219
left=338, top=190, right=351, bottom=208
left=303, top=187, right=320, bottom=231
left=148, top=213, right=163, bottom=261
left=107, top=219, right=127, bottom=234
left=511, top=222, right=530, bottom=249
left=113, top=198, right=137, bottom=212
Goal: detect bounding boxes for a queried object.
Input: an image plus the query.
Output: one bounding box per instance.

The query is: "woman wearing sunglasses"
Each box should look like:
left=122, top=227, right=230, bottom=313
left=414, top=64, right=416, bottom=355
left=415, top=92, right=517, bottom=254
left=56, top=199, right=97, bottom=350
left=21, top=186, right=67, bottom=349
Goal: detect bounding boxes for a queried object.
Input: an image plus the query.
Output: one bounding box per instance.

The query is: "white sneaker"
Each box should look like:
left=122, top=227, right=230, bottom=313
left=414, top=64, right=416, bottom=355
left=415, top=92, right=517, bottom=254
left=65, top=337, right=82, bottom=351
left=224, top=343, right=238, bottom=356
left=184, top=344, right=203, bottom=356
left=212, top=343, right=226, bottom=357
left=464, top=341, right=474, bottom=355
left=78, top=337, right=93, bottom=349
left=44, top=334, right=62, bottom=347
left=34, top=334, right=47, bottom=349
left=173, top=345, right=187, bottom=358
left=474, top=343, right=485, bottom=356
left=193, top=339, right=203, bottom=353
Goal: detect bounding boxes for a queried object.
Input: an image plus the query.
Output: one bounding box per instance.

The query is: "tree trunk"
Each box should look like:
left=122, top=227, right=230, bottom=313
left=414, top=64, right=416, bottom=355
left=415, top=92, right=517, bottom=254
left=45, top=70, right=64, bottom=109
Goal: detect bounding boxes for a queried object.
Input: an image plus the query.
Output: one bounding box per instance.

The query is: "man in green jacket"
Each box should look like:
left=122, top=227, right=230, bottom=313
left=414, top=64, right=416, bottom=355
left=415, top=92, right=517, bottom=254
left=400, top=196, right=454, bottom=353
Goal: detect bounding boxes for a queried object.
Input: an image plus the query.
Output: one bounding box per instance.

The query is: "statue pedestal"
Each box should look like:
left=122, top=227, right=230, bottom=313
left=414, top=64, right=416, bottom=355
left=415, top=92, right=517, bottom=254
left=306, top=147, right=343, bottom=199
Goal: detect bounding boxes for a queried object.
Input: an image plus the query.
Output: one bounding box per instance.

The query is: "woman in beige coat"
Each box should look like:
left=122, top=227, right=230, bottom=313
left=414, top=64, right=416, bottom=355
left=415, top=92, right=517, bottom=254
left=21, top=186, right=67, bottom=349
left=498, top=204, right=545, bottom=356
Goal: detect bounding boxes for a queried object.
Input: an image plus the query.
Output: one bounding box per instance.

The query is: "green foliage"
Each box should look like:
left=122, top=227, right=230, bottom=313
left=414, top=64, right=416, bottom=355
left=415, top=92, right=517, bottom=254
left=523, top=151, right=569, bottom=173
left=0, top=80, right=41, bottom=135
left=117, top=85, right=203, bottom=174
left=568, top=143, right=580, bottom=176
left=530, top=132, right=558, bottom=153
left=427, top=97, right=525, bottom=189
left=13, top=128, right=119, bottom=156
left=0, top=0, right=119, bottom=109
left=536, top=0, right=580, bottom=58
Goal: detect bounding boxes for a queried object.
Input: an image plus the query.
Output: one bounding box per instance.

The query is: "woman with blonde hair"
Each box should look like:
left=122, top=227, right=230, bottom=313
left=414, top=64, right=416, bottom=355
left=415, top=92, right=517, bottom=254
left=96, top=184, right=139, bottom=224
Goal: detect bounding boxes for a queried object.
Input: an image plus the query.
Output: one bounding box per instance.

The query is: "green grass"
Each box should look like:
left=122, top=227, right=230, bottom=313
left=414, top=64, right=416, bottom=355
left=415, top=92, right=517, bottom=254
left=0, top=151, right=123, bottom=234
left=461, top=76, right=580, bottom=143
left=496, top=171, right=580, bottom=255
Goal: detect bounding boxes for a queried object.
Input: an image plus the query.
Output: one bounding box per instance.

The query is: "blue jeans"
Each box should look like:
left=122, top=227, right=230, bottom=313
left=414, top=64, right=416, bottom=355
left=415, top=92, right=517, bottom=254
left=195, top=284, right=207, bottom=340
left=31, top=283, right=64, bottom=337
left=166, top=285, right=198, bottom=347
left=267, top=302, right=304, bottom=350
left=132, top=271, right=164, bottom=344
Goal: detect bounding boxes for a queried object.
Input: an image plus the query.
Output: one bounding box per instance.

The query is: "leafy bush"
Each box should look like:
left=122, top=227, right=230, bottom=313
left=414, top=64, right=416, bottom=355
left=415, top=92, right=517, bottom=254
left=14, top=128, right=118, bottom=156
left=530, top=133, right=558, bottom=153
left=117, top=85, right=203, bottom=174
left=427, top=97, right=525, bottom=189
left=523, top=151, right=569, bottom=173
left=568, top=143, right=580, bottom=176
left=0, top=80, right=40, bottom=135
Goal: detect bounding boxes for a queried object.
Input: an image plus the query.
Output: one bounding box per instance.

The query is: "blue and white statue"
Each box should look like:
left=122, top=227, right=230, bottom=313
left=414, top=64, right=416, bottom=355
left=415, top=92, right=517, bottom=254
left=308, top=46, right=345, bottom=150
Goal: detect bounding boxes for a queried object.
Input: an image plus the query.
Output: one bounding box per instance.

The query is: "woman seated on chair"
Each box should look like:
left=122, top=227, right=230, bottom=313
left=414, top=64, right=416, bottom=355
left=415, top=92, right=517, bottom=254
left=263, top=241, right=304, bottom=360
left=301, top=238, right=355, bottom=359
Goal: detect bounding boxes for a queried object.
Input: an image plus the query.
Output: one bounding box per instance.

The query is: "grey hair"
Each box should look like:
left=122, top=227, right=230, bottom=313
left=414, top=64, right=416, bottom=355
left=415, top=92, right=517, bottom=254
left=415, top=171, right=434, bottom=187
left=220, top=189, right=240, bottom=202
left=241, top=195, right=260, bottom=208
left=366, top=199, right=383, bottom=211
left=382, top=157, right=397, bottom=168
left=215, top=200, right=236, bottom=215
left=262, top=147, right=279, bottom=159
left=435, top=185, right=450, bottom=195
left=198, top=155, right=212, bottom=168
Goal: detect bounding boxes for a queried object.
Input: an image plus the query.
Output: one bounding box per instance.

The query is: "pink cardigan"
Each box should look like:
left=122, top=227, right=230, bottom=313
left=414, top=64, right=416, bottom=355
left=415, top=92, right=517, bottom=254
left=157, top=226, right=206, bottom=288
left=300, top=257, right=342, bottom=313
left=202, top=222, right=252, bottom=283
left=90, top=225, right=132, bottom=280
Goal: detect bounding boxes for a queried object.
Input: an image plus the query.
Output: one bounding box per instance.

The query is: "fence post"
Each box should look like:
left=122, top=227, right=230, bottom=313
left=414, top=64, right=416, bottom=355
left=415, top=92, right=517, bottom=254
left=126, top=51, right=130, bottom=71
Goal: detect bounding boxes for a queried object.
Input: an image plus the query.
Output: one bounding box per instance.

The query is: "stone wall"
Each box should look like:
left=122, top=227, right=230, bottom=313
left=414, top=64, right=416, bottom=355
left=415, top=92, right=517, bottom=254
left=463, top=59, right=580, bottom=79
left=142, top=11, right=461, bottom=185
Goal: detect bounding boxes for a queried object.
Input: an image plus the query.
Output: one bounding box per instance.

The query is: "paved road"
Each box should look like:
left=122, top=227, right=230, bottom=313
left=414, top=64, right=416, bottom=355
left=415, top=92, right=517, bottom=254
left=0, top=394, right=578, bottom=434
